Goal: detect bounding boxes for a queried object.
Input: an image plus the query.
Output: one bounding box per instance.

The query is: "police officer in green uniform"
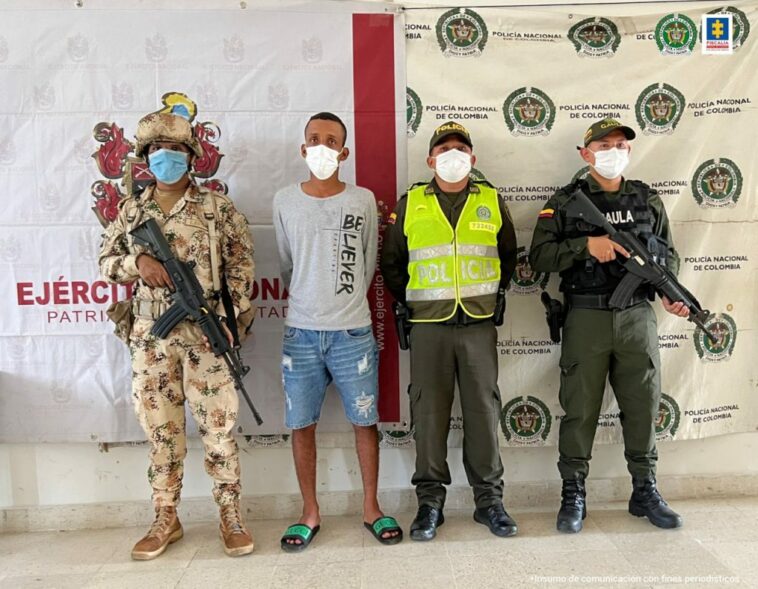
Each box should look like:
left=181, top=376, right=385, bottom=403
left=530, top=119, right=689, bottom=534
left=381, top=122, right=518, bottom=541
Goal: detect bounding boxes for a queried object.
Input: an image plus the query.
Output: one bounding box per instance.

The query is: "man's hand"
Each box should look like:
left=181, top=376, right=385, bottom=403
left=202, top=321, right=234, bottom=352
left=136, top=254, right=174, bottom=289
left=662, top=296, right=690, bottom=317
left=587, top=235, right=630, bottom=263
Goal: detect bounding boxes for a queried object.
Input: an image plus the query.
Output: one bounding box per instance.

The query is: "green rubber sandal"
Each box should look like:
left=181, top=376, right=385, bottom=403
left=364, top=516, right=403, bottom=545
left=280, top=523, right=320, bottom=553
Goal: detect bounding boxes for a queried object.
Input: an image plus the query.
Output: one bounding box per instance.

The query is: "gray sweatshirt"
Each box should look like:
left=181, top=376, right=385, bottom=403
left=273, top=183, right=378, bottom=330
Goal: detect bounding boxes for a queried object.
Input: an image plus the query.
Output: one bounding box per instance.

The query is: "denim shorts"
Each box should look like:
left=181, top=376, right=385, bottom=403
left=281, top=326, right=379, bottom=429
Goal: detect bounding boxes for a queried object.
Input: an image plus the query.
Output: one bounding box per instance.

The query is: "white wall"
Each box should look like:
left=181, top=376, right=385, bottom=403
left=2, top=433, right=757, bottom=508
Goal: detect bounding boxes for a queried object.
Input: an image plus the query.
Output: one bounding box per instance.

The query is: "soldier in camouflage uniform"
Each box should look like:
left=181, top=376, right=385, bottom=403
left=99, top=111, right=256, bottom=559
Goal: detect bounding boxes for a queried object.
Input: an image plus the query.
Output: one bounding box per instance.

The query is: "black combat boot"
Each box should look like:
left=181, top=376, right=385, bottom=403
left=628, top=477, right=683, bottom=529
left=556, top=477, right=586, bottom=534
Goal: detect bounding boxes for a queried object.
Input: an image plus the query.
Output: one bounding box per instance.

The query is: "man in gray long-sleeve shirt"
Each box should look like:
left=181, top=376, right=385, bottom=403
left=272, top=112, right=403, bottom=552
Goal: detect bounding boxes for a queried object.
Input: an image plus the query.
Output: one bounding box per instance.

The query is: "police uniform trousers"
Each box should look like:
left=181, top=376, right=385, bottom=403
left=409, top=321, right=504, bottom=509
left=558, top=301, right=661, bottom=480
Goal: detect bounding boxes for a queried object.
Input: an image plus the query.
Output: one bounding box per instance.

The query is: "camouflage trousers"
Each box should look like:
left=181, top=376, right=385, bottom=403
left=129, top=334, right=241, bottom=508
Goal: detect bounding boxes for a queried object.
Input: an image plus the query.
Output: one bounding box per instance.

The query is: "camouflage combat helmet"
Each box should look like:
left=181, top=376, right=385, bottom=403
left=134, top=112, right=203, bottom=158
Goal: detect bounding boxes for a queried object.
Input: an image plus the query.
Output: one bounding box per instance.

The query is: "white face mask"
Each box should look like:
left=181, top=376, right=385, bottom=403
left=304, top=144, right=342, bottom=180
left=590, top=147, right=630, bottom=179
left=434, top=148, right=472, bottom=183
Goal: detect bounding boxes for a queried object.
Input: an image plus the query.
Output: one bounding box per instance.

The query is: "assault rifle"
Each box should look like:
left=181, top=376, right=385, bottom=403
left=565, top=189, right=717, bottom=344
left=130, top=218, right=263, bottom=425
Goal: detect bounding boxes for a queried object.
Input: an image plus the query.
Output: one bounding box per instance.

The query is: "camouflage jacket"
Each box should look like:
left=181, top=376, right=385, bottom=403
left=98, top=183, right=255, bottom=342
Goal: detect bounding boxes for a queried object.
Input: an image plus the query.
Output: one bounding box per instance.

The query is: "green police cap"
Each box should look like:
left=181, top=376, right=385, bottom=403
left=429, top=121, right=473, bottom=153
left=582, top=118, right=636, bottom=147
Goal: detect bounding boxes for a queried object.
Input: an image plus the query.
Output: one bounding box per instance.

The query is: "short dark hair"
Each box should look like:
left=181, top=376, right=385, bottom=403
left=305, top=112, right=347, bottom=146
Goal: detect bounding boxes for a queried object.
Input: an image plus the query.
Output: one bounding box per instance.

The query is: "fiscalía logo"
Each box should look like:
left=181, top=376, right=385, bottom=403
left=406, top=87, right=422, bottom=138
left=704, top=6, right=750, bottom=51
left=655, top=393, right=681, bottom=441
left=67, top=33, right=89, bottom=62
left=145, top=33, right=167, bottom=63
left=379, top=428, right=416, bottom=449
left=501, top=395, right=552, bottom=445
left=691, top=158, right=742, bottom=208
left=510, top=246, right=549, bottom=295
left=635, top=82, right=685, bottom=135
left=503, top=87, right=556, bottom=137
left=694, top=312, right=737, bottom=362
left=302, top=36, right=323, bottom=64
left=436, top=8, right=488, bottom=57
left=224, top=35, right=245, bottom=63
left=111, top=82, right=134, bottom=111
left=656, top=13, right=697, bottom=55
left=568, top=17, right=621, bottom=58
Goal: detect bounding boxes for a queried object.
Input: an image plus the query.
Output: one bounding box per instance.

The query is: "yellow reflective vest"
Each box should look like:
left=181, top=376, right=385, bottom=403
left=404, top=182, right=502, bottom=322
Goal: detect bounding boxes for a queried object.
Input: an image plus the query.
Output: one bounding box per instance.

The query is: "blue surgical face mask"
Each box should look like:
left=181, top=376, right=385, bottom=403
left=148, top=148, right=189, bottom=184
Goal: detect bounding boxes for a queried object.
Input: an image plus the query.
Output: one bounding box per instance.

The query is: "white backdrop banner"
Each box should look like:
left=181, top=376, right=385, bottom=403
left=403, top=1, right=757, bottom=448
left=0, top=6, right=407, bottom=442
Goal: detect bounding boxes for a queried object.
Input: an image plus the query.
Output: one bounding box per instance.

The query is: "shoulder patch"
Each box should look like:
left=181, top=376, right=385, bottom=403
left=538, top=208, right=555, bottom=219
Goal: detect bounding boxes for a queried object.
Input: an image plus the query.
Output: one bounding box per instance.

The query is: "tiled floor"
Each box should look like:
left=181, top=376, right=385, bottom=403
left=1, top=498, right=756, bottom=588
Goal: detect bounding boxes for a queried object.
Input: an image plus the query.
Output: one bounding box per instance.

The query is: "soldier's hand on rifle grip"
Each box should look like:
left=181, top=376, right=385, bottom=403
left=136, top=254, right=174, bottom=290
left=587, top=235, right=630, bottom=263
left=202, top=321, right=234, bottom=352
left=662, top=296, right=690, bottom=318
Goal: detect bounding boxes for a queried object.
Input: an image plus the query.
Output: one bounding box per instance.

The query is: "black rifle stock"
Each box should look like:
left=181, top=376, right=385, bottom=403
left=130, top=218, right=263, bottom=425
left=565, top=189, right=717, bottom=344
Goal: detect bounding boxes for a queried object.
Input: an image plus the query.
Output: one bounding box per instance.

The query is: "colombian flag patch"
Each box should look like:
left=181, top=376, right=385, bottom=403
left=538, top=208, right=554, bottom=219
left=387, top=212, right=397, bottom=225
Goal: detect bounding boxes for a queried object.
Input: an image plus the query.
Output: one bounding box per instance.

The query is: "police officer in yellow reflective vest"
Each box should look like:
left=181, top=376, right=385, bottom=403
left=381, top=122, right=518, bottom=541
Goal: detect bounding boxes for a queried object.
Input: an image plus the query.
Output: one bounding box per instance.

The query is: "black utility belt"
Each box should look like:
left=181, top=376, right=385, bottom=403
left=565, top=291, right=648, bottom=311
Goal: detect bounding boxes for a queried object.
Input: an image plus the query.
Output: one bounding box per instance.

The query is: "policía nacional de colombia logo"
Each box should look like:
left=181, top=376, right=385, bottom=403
left=655, top=13, right=697, bottom=55
left=691, top=158, right=742, bottom=208
left=406, top=87, right=423, bottom=137
left=503, top=87, right=556, bottom=137
left=436, top=8, right=488, bottom=57
left=379, top=428, right=415, bottom=449
left=703, top=6, right=750, bottom=51
left=694, top=313, right=737, bottom=362
left=568, top=17, right=621, bottom=58
left=501, top=396, right=552, bottom=445
left=635, top=82, right=685, bottom=135
left=510, top=246, right=549, bottom=295
left=655, top=394, right=681, bottom=441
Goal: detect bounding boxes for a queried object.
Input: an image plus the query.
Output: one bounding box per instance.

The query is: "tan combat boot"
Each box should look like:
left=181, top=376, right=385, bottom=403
left=219, top=504, right=255, bottom=556
left=131, top=506, right=183, bottom=560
